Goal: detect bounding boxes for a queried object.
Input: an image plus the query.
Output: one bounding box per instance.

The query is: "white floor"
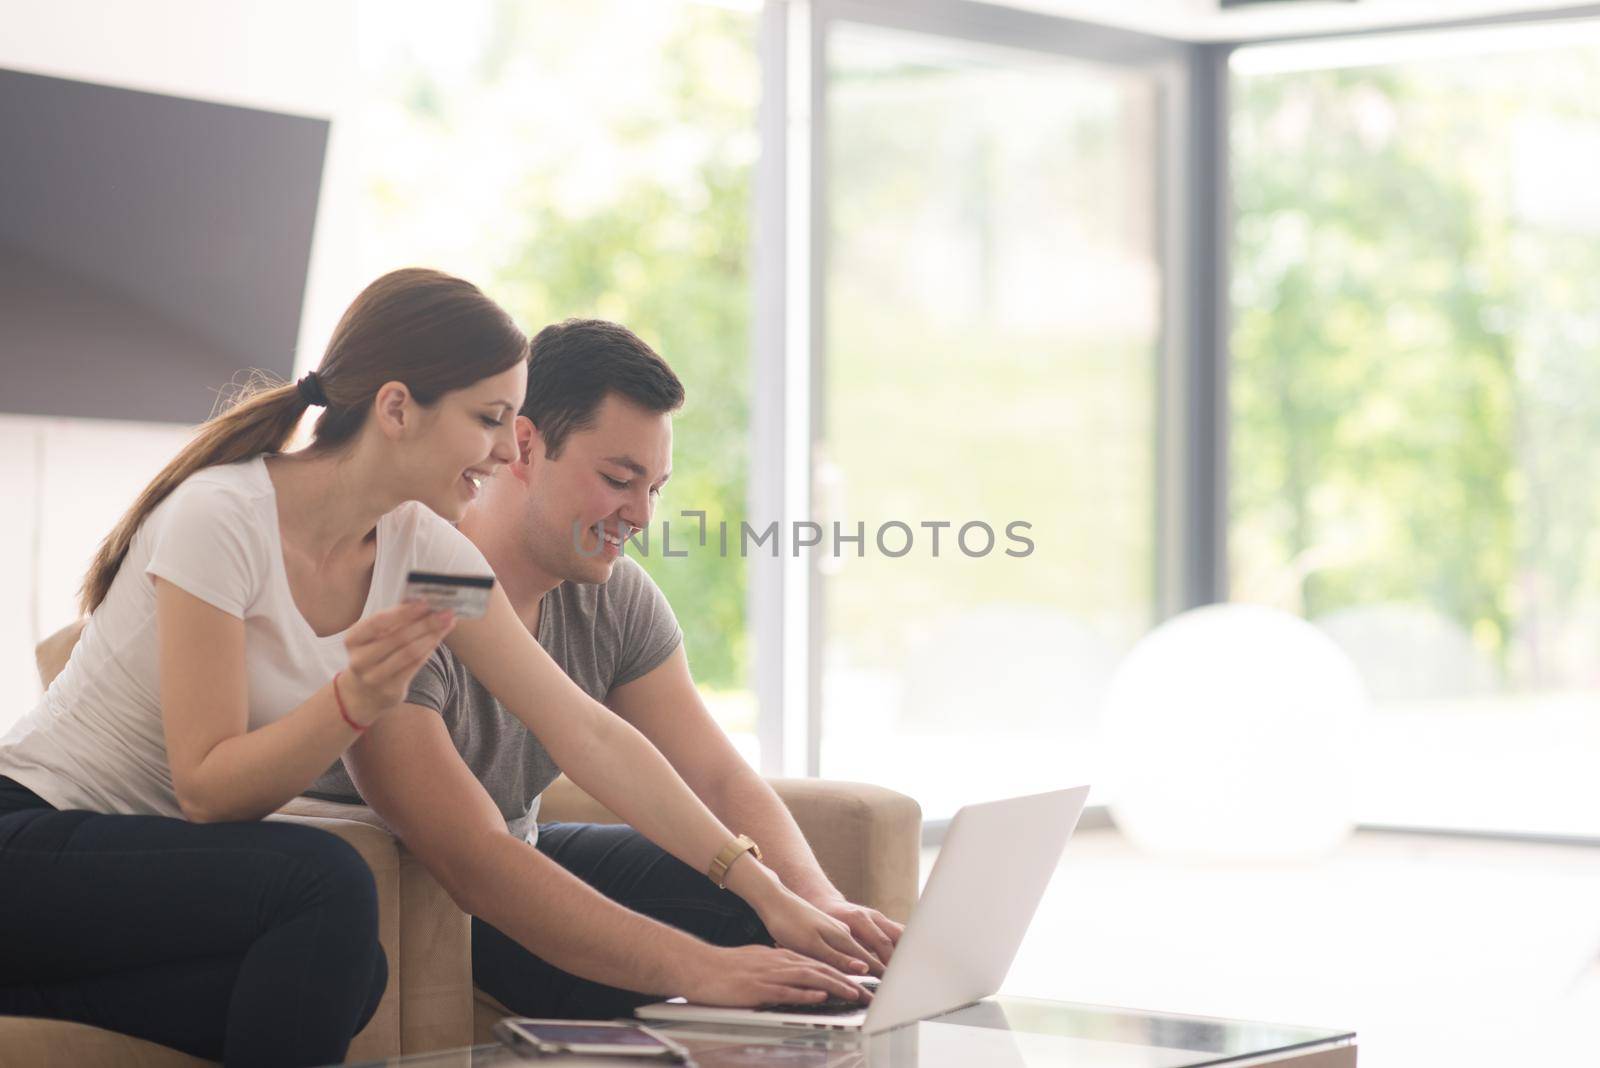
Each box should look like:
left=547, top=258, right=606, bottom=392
left=940, top=827, right=1600, bottom=1066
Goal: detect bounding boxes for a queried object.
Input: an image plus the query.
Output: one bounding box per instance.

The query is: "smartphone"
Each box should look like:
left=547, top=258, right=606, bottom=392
left=492, top=1018, right=693, bottom=1061
left=402, top=570, right=495, bottom=619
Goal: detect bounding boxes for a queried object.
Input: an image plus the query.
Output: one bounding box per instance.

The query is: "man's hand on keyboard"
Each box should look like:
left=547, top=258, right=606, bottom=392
left=678, top=945, right=874, bottom=1009
left=808, top=896, right=904, bottom=975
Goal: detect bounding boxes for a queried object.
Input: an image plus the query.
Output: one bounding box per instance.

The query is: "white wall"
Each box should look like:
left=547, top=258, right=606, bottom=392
left=0, top=416, right=196, bottom=722
left=0, top=423, right=42, bottom=721
left=0, top=0, right=364, bottom=728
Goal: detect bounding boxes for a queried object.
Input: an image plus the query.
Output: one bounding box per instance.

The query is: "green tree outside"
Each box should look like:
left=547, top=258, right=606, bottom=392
left=1232, top=46, right=1600, bottom=693
left=359, top=1, right=759, bottom=693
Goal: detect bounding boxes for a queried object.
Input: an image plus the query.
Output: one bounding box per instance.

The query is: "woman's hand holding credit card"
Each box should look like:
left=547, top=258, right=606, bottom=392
left=402, top=571, right=496, bottom=619
left=336, top=577, right=489, bottom=725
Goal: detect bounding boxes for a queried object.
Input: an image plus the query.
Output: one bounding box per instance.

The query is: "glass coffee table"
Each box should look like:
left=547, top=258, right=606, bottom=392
left=346, top=997, right=1356, bottom=1067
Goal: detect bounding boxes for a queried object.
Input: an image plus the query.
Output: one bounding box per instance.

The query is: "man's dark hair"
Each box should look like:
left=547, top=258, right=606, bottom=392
left=522, top=318, right=685, bottom=458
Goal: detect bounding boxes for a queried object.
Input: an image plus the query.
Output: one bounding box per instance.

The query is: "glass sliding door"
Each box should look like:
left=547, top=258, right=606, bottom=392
left=816, top=19, right=1168, bottom=818
left=1231, top=22, right=1600, bottom=835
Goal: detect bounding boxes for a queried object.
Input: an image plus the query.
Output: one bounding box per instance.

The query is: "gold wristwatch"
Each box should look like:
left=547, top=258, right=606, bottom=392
left=708, top=834, right=762, bottom=889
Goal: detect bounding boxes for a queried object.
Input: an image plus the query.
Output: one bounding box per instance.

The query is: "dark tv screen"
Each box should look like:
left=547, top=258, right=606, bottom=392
left=0, top=68, right=328, bottom=424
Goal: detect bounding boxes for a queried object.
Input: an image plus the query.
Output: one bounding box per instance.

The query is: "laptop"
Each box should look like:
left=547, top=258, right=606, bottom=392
left=635, top=785, right=1089, bottom=1036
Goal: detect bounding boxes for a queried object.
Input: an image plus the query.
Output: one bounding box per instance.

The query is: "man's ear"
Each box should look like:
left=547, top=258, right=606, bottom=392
left=372, top=381, right=415, bottom=441
left=514, top=415, right=545, bottom=469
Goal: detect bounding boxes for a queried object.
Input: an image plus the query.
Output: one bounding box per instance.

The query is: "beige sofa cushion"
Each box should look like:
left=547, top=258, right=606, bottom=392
left=278, top=797, right=474, bottom=1054
left=539, top=774, right=922, bottom=921
left=0, top=1018, right=211, bottom=1068
left=265, top=809, right=403, bottom=1061
left=33, top=618, right=83, bottom=691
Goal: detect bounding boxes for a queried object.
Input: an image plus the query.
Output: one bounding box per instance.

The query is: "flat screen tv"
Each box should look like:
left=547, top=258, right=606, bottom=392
left=0, top=67, right=328, bottom=424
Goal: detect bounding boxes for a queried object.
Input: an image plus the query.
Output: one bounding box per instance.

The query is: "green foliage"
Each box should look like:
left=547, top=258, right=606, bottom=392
left=492, top=7, right=755, bottom=689
left=1232, top=50, right=1600, bottom=688
left=363, top=1, right=758, bottom=688
left=822, top=44, right=1160, bottom=668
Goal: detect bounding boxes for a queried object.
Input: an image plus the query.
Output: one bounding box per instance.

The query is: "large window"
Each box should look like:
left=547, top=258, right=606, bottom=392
left=1231, top=24, right=1600, bottom=835
left=818, top=23, right=1165, bottom=818
left=355, top=0, right=761, bottom=753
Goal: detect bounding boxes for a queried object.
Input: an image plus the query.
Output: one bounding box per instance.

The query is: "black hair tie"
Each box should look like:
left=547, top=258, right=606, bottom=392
left=296, top=372, right=330, bottom=408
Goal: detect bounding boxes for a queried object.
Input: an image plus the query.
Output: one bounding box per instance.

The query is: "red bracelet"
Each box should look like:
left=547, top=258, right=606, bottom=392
left=332, top=671, right=364, bottom=733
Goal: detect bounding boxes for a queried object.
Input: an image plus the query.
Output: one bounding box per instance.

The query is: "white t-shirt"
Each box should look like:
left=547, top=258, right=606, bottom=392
left=0, top=455, right=488, bottom=817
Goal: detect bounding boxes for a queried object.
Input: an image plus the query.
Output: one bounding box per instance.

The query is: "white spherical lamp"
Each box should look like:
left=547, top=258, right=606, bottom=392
left=1103, top=604, right=1366, bottom=860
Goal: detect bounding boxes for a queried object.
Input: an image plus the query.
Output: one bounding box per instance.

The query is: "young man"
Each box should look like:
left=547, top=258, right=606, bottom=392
left=307, top=319, right=902, bottom=1019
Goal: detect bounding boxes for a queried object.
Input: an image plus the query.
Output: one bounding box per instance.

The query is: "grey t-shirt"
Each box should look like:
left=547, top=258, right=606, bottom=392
left=307, top=555, right=682, bottom=843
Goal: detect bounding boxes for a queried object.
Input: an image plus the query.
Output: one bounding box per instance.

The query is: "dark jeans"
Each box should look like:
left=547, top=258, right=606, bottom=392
left=473, top=821, right=773, bottom=1019
left=0, top=776, right=387, bottom=1068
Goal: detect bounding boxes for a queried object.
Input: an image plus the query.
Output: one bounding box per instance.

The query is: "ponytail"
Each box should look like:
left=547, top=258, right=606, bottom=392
left=77, top=267, right=528, bottom=615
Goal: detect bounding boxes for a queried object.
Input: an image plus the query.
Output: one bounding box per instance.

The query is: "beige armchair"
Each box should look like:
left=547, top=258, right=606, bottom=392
left=0, top=622, right=922, bottom=1067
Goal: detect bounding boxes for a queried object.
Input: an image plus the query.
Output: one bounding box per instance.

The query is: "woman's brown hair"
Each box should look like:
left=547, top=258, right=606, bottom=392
left=78, top=267, right=529, bottom=614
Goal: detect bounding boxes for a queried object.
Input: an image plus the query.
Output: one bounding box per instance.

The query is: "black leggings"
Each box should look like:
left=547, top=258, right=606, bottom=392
left=0, top=776, right=387, bottom=1067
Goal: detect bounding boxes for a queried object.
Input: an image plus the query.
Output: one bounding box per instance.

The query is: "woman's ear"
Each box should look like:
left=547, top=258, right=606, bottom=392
left=372, top=381, right=414, bottom=440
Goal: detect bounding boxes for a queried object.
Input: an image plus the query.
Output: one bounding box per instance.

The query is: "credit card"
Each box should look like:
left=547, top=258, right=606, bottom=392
left=403, top=571, right=495, bottom=619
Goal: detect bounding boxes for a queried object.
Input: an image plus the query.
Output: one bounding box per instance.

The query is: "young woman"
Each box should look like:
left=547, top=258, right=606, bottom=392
left=0, top=269, right=870, bottom=1067
left=0, top=269, right=524, bottom=1067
